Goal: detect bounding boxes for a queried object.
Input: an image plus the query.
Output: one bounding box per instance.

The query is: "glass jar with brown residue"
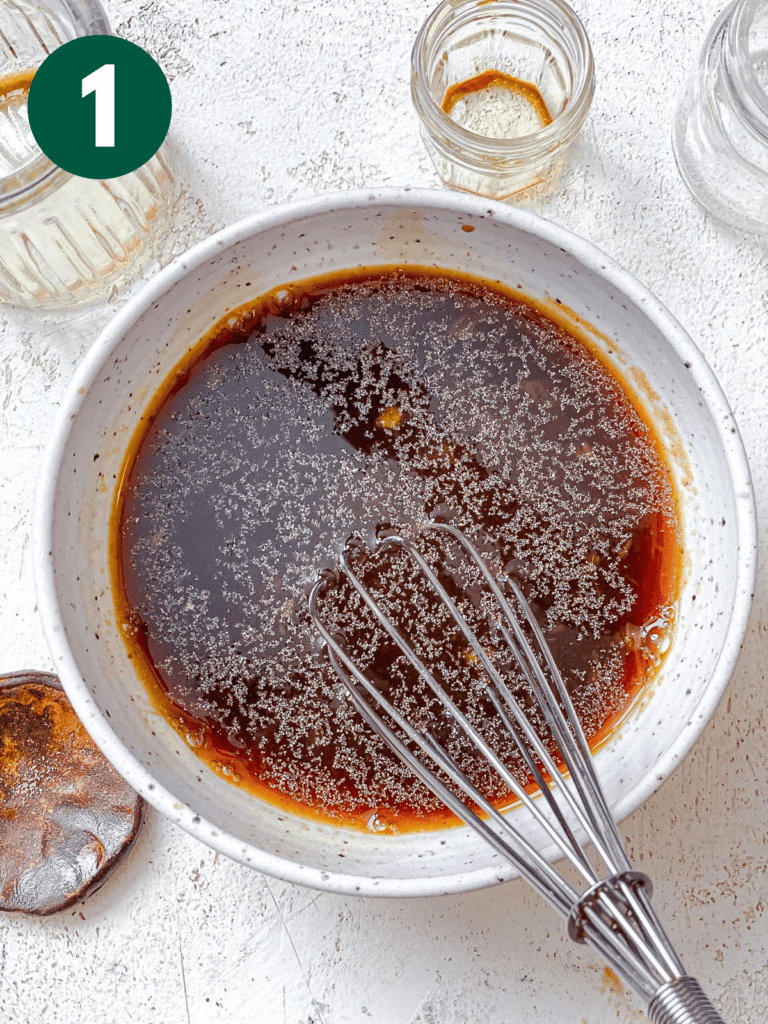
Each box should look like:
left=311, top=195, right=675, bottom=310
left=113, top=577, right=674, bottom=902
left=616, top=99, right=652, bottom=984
left=411, top=0, right=595, bottom=202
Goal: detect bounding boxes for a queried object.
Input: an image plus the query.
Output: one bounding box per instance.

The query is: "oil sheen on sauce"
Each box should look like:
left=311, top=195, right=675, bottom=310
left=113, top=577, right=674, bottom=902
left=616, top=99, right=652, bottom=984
left=112, top=269, right=681, bottom=834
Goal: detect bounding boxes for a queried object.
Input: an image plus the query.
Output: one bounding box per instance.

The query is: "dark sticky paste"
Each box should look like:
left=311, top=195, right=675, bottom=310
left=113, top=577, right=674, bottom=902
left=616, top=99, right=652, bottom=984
left=0, top=672, right=143, bottom=914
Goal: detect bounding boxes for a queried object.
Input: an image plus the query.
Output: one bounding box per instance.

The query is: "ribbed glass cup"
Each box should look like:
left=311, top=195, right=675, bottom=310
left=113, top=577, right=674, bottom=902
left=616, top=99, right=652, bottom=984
left=673, top=0, right=768, bottom=235
left=411, top=0, right=595, bottom=201
left=0, top=0, right=179, bottom=309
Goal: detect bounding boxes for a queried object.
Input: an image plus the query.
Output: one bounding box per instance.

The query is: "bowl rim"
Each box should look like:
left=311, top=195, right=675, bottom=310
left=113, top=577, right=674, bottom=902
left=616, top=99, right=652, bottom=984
left=33, top=186, right=758, bottom=897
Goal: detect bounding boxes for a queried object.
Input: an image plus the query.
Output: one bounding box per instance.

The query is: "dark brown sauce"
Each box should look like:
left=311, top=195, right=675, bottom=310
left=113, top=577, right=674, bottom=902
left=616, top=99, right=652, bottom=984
left=111, top=269, right=680, bottom=834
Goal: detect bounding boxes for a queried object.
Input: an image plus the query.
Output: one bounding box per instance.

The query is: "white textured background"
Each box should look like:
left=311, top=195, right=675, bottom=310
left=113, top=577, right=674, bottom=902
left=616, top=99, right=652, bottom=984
left=1, top=0, right=767, bottom=1021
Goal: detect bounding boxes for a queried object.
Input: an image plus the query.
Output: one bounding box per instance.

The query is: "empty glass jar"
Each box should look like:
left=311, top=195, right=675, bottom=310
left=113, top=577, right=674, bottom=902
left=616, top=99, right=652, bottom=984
left=673, top=0, right=768, bottom=235
left=411, top=0, right=595, bottom=201
left=0, top=0, right=179, bottom=309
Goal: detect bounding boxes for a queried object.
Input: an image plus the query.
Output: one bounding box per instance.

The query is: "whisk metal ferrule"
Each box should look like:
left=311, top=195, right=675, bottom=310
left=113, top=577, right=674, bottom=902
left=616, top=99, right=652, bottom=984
left=568, top=870, right=653, bottom=943
left=649, top=979, right=728, bottom=1024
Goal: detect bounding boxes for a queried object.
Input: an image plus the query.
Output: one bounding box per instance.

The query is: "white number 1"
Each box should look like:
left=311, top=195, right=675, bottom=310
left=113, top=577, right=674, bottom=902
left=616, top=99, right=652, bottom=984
left=82, top=63, right=115, bottom=148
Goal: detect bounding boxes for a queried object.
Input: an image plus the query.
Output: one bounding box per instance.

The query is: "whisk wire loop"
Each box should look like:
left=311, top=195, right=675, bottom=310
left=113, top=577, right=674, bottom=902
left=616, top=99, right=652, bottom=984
left=339, top=536, right=606, bottom=882
left=434, top=521, right=630, bottom=874
left=356, top=530, right=619, bottom=872
left=309, top=524, right=726, bottom=1023
left=310, top=584, right=583, bottom=916
left=321, top=642, right=580, bottom=916
left=484, top=685, right=591, bottom=875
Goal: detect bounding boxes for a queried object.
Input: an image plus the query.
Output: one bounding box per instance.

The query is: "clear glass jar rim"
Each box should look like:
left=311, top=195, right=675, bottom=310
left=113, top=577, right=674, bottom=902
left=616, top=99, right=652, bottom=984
left=0, top=155, right=63, bottom=209
left=59, top=0, right=112, bottom=39
left=411, top=0, right=595, bottom=157
left=726, top=0, right=768, bottom=136
left=0, top=0, right=111, bottom=202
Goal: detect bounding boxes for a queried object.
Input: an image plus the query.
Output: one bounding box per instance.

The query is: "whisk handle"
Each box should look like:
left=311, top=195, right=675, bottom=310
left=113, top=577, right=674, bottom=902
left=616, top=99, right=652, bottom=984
left=648, top=977, right=726, bottom=1024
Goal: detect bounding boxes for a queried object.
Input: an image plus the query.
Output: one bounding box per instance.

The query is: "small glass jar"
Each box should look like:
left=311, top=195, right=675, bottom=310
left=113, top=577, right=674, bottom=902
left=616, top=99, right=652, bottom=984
left=411, top=0, right=595, bottom=202
left=0, top=0, right=179, bottom=309
left=673, top=0, right=768, bottom=235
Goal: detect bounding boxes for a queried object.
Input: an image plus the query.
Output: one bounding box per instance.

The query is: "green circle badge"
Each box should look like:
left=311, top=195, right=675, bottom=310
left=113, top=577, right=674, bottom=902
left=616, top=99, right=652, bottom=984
left=28, top=36, right=172, bottom=179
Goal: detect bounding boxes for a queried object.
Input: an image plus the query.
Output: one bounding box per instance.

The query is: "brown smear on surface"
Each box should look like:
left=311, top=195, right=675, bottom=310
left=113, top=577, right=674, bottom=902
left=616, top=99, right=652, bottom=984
left=110, top=267, right=682, bottom=834
left=601, top=966, right=625, bottom=996
left=0, top=673, right=143, bottom=915
left=630, top=365, right=693, bottom=491
left=442, top=70, right=553, bottom=132
left=0, top=68, right=36, bottom=98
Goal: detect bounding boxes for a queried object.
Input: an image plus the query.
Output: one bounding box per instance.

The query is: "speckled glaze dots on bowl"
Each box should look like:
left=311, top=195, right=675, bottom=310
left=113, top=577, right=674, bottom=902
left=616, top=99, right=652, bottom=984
left=33, top=189, right=756, bottom=898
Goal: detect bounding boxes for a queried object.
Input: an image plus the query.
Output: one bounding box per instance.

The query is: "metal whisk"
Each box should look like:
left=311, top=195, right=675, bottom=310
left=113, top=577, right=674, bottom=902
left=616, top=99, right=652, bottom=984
left=309, top=522, right=726, bottom=1024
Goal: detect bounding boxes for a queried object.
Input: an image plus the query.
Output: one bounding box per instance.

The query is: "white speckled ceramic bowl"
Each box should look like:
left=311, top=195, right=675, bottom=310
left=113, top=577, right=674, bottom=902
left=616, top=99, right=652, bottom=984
left=34, top=189, right=756, bottom=897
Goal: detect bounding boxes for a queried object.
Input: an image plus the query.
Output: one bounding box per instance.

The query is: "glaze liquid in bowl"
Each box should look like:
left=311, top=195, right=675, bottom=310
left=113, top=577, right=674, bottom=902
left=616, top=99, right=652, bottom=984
left=34, top=190, right=756, bottom=896
left=111, top=267, right=681, bottom=834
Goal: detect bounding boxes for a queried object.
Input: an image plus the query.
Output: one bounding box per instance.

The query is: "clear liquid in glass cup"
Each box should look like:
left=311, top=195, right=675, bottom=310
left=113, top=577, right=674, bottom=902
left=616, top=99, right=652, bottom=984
left=0, top=0, right=179, bottom=309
